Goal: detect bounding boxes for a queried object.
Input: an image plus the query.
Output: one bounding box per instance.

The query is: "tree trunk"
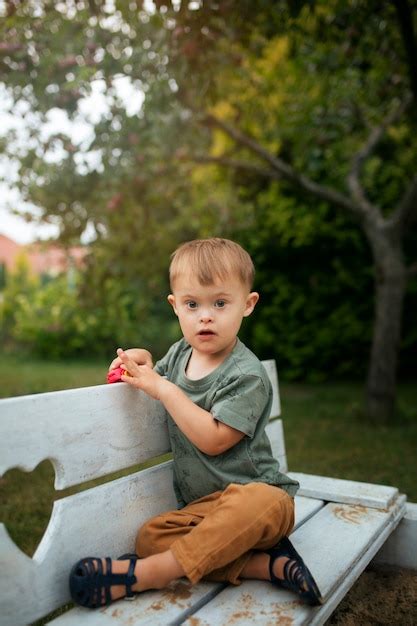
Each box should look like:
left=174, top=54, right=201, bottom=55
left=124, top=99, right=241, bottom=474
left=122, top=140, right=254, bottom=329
left=365, top=233, right=407, bottom=422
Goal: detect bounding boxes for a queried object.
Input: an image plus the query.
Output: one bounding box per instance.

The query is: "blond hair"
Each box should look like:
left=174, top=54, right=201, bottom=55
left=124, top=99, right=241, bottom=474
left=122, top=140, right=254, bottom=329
left=169, top=238, right=255, bottom=291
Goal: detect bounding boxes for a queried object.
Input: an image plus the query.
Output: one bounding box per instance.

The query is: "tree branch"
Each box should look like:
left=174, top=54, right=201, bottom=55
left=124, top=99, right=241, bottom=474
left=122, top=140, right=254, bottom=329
left=192, top=154, right=278, bottom=179
left=203, top=114, right=361, bottom=217
left=347, top=125, right=385, bottom=219
left=393, top=0, right=417, bottom=102
left=347, top=97, right=411, bottom=224
left=389, top=174, right=417, bottom=233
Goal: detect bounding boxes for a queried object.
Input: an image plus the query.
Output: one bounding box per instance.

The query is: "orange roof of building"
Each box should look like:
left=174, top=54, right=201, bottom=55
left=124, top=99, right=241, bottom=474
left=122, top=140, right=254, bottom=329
left=0, top=233, right=87, bottom=275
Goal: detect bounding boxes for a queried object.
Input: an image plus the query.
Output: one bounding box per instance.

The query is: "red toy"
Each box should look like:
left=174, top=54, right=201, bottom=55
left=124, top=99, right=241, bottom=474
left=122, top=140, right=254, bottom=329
left=106, top=366, right=130, bottom=384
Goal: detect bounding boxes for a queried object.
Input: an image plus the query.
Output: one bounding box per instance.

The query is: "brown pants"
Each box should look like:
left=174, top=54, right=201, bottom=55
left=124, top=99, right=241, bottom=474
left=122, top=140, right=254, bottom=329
left=136, top=482, right=295, bottom=585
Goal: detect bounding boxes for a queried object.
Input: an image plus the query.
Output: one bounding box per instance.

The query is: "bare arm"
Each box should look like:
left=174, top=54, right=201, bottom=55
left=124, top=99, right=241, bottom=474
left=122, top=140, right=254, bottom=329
left=117, top=349, right=245, bottom=456
left=158, top=380, right=245, bottom=455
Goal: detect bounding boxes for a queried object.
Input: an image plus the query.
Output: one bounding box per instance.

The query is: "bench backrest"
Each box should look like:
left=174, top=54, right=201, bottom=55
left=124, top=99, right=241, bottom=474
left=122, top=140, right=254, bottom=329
left=0, top=359, right=286, bottom=626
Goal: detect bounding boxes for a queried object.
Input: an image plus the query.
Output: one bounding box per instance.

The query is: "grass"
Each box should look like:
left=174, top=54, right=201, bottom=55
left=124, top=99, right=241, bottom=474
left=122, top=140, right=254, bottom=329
left=0, top=353, right=106, bottom=398
left=0, top=354, right=416, bottom=623
left=281, top=381, right=417, bottom=502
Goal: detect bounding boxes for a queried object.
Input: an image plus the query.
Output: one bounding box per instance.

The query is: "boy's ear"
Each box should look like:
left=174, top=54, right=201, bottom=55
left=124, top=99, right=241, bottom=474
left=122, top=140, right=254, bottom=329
left=243, top=292, right=259, bottom=317
left=167, top=294, right=178, bottom=315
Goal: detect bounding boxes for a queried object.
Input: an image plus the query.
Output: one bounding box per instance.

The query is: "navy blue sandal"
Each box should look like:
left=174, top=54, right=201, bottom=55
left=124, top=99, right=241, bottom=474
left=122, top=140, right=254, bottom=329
left=267, top=536, right=323, bottom=606
left=69, top=556, right=138, bottom=608
left=118, top=553, right=139, bottom=561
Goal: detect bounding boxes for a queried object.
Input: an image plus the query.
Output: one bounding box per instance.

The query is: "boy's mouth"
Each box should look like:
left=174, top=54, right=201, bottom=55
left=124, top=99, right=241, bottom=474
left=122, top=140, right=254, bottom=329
left=198, top=330, right=215, bottom=336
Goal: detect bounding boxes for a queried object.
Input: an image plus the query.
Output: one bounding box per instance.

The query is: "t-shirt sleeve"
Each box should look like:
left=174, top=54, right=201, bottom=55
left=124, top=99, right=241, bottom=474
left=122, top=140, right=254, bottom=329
left=154, top=355, right=168, bottom=376
left=153, top=341, right=180, bottom=376
left=211, top=374, right=269, bottom=438
left=153, top=340, right=183, bottom=376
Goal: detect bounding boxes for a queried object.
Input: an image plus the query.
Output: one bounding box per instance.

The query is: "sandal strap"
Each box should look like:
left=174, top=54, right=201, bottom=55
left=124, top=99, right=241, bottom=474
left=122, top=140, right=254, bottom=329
left=283, top=557, right=305, bottom=589
left=268, top=551, right=278, bottom=584
left=101, top=557, right=137, bottom=597
left=125, top=558, right=138, bottom=598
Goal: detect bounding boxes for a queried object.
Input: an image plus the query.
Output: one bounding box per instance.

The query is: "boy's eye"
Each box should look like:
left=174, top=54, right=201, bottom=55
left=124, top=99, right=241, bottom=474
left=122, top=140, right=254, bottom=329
left=215, top=300, right=226, bottom=308
left=186, top=301, right=198, bottom=309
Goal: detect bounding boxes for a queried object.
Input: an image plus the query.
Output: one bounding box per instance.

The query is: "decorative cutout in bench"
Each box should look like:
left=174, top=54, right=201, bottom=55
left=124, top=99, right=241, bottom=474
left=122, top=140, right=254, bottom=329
left=0, top=460, right=56, bottom=557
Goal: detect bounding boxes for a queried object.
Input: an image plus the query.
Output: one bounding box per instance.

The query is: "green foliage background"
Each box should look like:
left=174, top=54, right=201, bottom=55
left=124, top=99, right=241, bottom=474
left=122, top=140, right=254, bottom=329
left=2, top=210, right=416, bottom=383
left=1, top=0, right=416, bottom=380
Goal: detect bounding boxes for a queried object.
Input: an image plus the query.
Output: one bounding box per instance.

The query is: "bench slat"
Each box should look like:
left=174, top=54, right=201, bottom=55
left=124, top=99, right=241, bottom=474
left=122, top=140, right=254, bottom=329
left=49, top=580, right=226, bottom=626
left=265, top=420, right=287, bottom=473
left=261, top=359, right=281, bottom=418
left=291, top=497, right=405, bottom=600
left=294, top=496, right=324, bottom=530
left=183, top=495, right=406, bottom=626
left=183, top=580, right=311, bottom=626
left=0, top=384, right=170, bottom=489
left=0, top=360, right=281, bottom=491
left=0, top=462, right=177, bottom=626
left=373, top=502, right=417, bottom=571
left=288, top=472, right=398, bottom=509
left=308, top=495, right=407, bottom=626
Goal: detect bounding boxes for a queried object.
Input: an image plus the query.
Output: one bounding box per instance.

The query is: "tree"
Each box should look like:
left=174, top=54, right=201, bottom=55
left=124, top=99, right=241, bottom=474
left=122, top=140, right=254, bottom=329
left=168, top=0, right=417, bottom=421
left=1, top=0, right=416, bottom=420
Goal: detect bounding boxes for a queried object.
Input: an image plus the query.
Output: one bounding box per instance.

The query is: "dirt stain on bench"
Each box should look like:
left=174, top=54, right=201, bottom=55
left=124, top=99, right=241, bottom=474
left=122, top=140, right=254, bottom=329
left=110, top=607, right=121, bottom=618
left=332, top=504, right=370, bottom=525
left=224, top=593, right=296, bottom=625
left=172, top=580, right=193, bottom=600
left=109, top=608, right=138, bottom=626
left=149, top=580, right=192, bottom=611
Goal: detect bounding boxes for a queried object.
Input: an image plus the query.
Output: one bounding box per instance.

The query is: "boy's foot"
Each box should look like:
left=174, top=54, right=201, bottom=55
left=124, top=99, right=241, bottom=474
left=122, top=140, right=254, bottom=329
left=69, top=556, right=140, bottom=608
left=267, top=536, right=323, bottom=606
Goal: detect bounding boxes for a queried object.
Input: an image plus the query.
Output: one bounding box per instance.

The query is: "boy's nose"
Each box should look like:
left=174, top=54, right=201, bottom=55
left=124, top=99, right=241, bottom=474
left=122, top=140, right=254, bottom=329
left=200, top=311, right=213, bottom=323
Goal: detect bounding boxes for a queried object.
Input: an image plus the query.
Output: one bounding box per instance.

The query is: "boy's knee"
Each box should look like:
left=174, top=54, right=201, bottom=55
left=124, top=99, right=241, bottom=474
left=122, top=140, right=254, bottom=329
left=136, top=511, right=186, bottom=557
left=243, top=481, right=276, bottom=501
left=247, top=483, right=295, bottom=542
left=135, top=517, right=160, bottom=557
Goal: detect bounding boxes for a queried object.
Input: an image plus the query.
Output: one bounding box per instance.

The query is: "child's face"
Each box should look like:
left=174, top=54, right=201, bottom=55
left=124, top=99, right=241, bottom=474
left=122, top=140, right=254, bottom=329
left=168, top=272, right=259, bottom=360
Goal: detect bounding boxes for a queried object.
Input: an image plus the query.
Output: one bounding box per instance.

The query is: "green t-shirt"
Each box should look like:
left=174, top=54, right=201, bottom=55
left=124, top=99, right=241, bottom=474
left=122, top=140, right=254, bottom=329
left=154, top=337, right=299, bottom=507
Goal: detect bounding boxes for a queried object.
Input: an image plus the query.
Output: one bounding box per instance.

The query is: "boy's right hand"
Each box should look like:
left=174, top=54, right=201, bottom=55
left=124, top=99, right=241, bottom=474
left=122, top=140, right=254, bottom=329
left=116, top=348, right=168, bottom=401
left=108, top=348, right=154, bottom=371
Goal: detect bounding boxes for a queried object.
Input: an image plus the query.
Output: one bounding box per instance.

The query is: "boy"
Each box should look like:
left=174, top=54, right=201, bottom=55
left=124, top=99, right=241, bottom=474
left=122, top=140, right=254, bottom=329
left=70, top=238, right=322, bottom=608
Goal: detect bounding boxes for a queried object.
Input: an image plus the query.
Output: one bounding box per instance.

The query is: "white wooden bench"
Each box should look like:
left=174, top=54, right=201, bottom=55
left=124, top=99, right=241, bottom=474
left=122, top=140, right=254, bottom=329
left=0, top=360, right=412, bottom=626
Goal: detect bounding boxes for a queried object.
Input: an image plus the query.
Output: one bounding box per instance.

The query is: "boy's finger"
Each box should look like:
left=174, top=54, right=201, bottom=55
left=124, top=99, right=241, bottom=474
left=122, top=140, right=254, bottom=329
left=108, top=357, right=121, bottom=371
left=110, top=347, right=127, bottom=371
left=118, top=351, right=140, bottom=374
left=121, top=373, right=136, bottom=385
left=117, top=348, right=133, bottom=364
left=117, top=348, right=128, bottom=362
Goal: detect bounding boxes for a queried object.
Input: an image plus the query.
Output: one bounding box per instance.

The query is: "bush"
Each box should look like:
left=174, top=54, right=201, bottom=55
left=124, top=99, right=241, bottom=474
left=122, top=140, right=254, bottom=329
left=0, top=265, right=178, bottom=360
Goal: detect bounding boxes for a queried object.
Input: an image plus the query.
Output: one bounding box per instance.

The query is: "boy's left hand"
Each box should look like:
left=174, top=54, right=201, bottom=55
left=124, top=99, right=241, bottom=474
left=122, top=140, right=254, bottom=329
left=117, top=348, right=166, bottom=400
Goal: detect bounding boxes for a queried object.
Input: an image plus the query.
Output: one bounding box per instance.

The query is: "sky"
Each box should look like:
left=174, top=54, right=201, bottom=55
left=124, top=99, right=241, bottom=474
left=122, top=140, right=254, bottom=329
left=0, top=77, right=144, bottom=244
left=0, top=0, right=180, bottom=245
left=0, top=190, right=59, bottom=244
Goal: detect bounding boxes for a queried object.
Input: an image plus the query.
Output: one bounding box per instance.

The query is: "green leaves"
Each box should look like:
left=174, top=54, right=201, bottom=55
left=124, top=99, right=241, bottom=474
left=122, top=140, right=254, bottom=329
left=1, top=0, right=416, bottom=383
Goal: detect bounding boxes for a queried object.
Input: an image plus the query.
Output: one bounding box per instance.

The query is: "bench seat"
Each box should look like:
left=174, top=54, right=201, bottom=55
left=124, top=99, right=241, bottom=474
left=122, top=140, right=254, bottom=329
left=48, top=488, right=406, bottom=626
